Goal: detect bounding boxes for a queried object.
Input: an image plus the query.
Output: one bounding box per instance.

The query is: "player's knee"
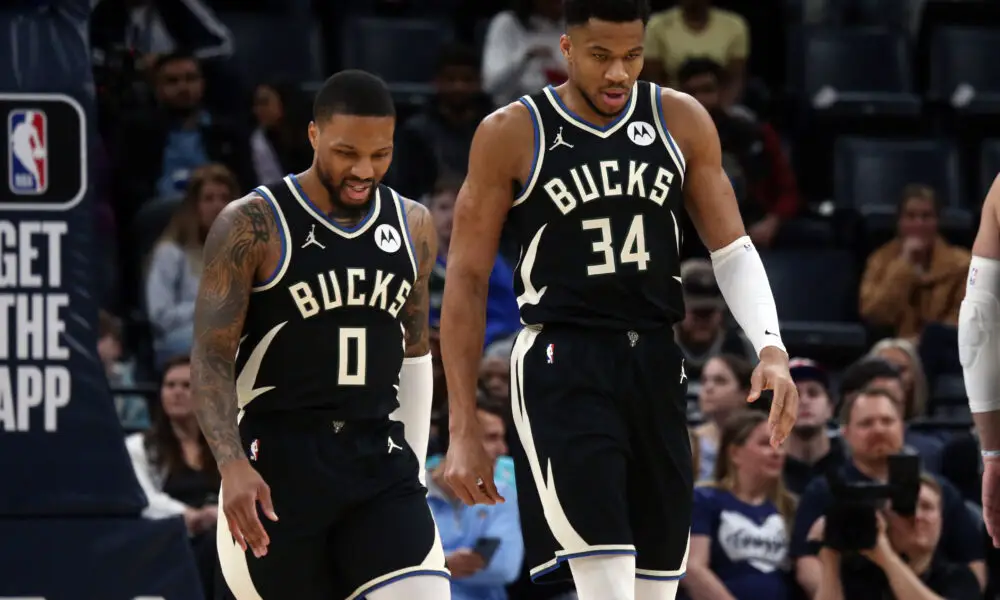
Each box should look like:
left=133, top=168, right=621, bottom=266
left=365, top=574, right=451, bottom=600
left=568, top=554, right=636, bottom=600
left=635, top=577, right=680, bottom=600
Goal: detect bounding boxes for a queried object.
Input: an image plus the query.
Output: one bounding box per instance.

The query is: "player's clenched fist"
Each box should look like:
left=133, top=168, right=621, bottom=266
left=221, top=459, right=279, bottom=558
left=444, top=430, right=505, bottom=506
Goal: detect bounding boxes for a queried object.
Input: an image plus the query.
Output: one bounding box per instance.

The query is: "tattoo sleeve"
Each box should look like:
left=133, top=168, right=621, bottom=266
left=401, top=200, right=438, bottom=357
left=190, top=194, right=275, bottom=467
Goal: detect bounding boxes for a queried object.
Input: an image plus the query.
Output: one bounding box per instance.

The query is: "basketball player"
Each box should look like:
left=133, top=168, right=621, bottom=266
left=189, top=70, right=449, bottom=599
left=960, top=174, right=1000, bottom=547
left=439, top=2, right=799, bottom=599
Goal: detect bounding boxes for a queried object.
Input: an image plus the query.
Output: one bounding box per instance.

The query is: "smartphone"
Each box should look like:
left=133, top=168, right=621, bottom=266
left=473, top=537, right=502, bottom=563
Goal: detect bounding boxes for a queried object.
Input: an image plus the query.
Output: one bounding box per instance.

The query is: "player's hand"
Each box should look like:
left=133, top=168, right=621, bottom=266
left=221, top=459, right=279, bottom=558
left=444, top=429, right=505, bottom=506
left=749, top=346, right=798, bottom=448
left=983, top=458, right=1000, bottom=547
left=446, top=548, right=487, bottom=578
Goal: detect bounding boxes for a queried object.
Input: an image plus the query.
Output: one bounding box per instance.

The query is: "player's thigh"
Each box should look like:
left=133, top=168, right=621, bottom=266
left=625, top=332, right=692, bottom=579
left=329, top=481, right=447, bottom=600
left=216, top=510, right=335, bottom=600
left=510, top=327, right=632, bottom=553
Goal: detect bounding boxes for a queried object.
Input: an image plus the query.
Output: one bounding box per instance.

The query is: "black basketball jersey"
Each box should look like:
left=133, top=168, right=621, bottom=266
left=507, top=81, right=687, bottom=330
left=234, top=175, right=418, bottom=419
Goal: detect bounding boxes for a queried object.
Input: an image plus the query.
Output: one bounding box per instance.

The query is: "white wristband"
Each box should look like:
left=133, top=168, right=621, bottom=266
left=710, top=236, right=786, bottom=356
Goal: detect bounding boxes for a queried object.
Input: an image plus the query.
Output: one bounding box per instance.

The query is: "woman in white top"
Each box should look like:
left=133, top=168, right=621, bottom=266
left=481, top=0, right=566, bottom=106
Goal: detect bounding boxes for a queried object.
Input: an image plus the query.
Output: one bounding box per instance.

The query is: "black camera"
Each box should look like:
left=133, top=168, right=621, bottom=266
left=823, top=453, right=921, bottom=553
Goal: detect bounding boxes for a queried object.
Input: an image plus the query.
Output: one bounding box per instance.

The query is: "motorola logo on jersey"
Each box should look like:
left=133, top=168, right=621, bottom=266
left=374, top=223, right=401, bottom=254
left=627, top=121, right=656, bottom=147
left=543, top=159, right=677, bottom=215
left=287, top=266, right=412, bottom=320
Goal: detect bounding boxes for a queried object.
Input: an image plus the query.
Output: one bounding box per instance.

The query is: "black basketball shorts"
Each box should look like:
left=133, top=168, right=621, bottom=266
left=216, top=414, right=447, bottom=600
left=508, top=324, right=693, bottom=584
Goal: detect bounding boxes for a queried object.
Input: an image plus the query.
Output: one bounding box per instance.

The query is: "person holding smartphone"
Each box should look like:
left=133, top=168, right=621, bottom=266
left=428, top=396, right=524, bottom=599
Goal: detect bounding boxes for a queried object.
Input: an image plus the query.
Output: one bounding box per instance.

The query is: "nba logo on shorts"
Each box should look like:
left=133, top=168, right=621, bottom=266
left=8, top=108, right=48, bottom=195
left=546, top=343, right=555, bottom=364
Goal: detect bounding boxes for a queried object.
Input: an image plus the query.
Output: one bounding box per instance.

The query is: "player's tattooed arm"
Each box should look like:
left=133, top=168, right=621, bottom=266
left=401, top=198, right=438, bottom=357
left=190, top=193, right=278, bottom=467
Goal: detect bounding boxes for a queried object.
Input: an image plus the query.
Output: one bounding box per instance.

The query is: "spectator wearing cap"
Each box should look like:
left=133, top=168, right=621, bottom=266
left=783, top=358, right=845, bottom=495
left=675, top=259, right=756, bottom=385
left=839, top=357, right=943, bottom=475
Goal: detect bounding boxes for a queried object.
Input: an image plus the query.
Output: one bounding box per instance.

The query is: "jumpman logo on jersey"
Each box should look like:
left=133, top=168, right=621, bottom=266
left=387, top=436, right=403, bottom=454
left=549, top=126, right=574, bottom=151
left=301, top=224, right=325, bottom=249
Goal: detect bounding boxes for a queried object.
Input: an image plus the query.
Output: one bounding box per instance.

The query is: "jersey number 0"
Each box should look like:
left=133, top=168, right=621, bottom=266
left=581, top=214, right=649, bottom=276
left=338, top=328, right=366, bottom=385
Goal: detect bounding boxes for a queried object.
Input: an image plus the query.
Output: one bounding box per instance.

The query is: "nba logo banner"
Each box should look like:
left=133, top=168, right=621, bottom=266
left=8, top=109, right=48, bottom=195
left=0, top=94, right=85, bottom=211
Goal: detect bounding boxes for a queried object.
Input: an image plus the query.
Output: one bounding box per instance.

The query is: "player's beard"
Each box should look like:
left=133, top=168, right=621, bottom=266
left=577, top=82, right=628, bottom=119
left=317, top=162, right=375, bottom=221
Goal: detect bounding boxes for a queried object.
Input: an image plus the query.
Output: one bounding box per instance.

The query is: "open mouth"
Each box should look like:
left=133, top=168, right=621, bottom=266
left=343, top=181, right=372, bottom=202
left=602, top=89, right=628, bottom=108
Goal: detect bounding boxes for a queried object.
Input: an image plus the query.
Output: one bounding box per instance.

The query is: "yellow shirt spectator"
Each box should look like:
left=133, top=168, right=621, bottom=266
left=644, top=6, right=749, bottom=98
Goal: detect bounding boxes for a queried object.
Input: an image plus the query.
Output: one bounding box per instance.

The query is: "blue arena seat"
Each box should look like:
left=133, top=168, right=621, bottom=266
left=221, top=11, right=321, bottom=84
left=929, top=26, right=1000, bottom=113
left=789, top=27, right=920, bottom=116
left=833, top=137, right=972, bottom=234
left=761, top=248, right=867, bottom=365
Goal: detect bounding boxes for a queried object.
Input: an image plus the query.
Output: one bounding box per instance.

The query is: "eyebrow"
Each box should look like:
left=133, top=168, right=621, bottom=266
left=332, top=143, right=393, bottom=153
left=589, top=45, right=644, bottom=54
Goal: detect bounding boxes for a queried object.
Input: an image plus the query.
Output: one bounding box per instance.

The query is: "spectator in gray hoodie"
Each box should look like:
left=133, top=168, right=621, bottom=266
left=144, top=163, right=236, bottom=367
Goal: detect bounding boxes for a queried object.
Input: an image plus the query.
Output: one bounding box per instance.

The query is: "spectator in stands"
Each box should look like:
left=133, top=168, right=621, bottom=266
left=481, top=0, right=565, bottom=107
left=427, top=176, right=520, bottom=347
left=98, top=310, right=150, bottom=430
left=868, top=338, right=931, bottom=422
left=112, top=51, right=252, bottom=233
left=428, top=397, right=524, bottom=600
left=675, top=259, right=755, bottom=383
left=791, top=388, right=986, bottom=597
left=145, top=164, right=238, bottom=367
left=691, top=354, right=754, bottom=482
left=859, top=184, right=971, bottom=340
left=390, top=43, right=491, bottom=200
left=676, top=59, right=800, bottom=253
left=250, top=81, right=312, bottom=183
left=685, top=410, right=794, bottom=600
left=783, top=358, right=845, bottom=496
left=643, top=0, right=749, bottom=104
left=125, top=355, right=220, bottom=596
left=810, top=473, right=981, bottom=600
left=839, top=357, right=944, bottom=474
left=480, top=337, right=513, bottom=407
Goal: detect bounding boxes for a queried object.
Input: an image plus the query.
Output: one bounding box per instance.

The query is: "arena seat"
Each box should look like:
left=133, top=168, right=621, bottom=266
left=928, top=26, right=1000, bottom=114
left=220, top=11, right=321, bottom=85
left=980, top=139, right=1000, bottom=198
left=760, top=248, right=867, bottom=365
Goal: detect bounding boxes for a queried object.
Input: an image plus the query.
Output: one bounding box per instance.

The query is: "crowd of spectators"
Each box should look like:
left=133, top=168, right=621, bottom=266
left=90, top=0, right=1000, bottom=598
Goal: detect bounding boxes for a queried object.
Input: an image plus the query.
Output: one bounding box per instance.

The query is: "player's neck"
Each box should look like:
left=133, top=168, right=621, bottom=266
left=554, top=84, right=617, bottom=128
left=785, top=427, right=830, bottom=464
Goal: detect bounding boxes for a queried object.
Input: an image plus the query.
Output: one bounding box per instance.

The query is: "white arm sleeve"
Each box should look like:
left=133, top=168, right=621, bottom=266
left=959, top=256, right=1000, bottom=413
left=390, top=353, right=434, bottom=486
left=710, top=236, right=786, bottom=356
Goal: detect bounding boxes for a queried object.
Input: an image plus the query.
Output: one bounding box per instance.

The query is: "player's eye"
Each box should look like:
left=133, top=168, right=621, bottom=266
left=626, top=53, right=641, bottom=61
left=592, top=54, right=608, bottom=61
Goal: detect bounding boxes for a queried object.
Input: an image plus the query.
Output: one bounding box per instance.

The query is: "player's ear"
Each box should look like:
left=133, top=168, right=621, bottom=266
left=308, top=121, right=319, bottom=151
left=560, top=34, right=572, bottom=61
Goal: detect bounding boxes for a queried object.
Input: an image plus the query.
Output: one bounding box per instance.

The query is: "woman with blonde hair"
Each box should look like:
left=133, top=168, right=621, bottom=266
left=144, top=163, right=238, bottom=367
left=867, top=337, right=930, bottom=420
left=683, top=410, right=795, bottom=600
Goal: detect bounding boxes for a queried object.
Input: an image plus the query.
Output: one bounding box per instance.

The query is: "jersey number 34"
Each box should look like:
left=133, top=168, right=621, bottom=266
left=582, top=214, right=649, bottom=276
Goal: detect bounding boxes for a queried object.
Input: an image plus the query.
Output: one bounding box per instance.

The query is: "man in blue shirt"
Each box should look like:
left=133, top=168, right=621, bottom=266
left=427, top=397, right=524, bottom=600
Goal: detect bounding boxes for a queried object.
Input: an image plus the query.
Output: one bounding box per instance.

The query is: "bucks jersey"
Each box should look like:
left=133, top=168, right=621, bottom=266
left=235, top=175, right=418, bottom=419
left=507, top=81, right=687, bottom=330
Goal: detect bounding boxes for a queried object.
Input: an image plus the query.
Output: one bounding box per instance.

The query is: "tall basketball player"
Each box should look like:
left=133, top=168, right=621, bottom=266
left=960, top=174, right=1000, bottom=548
left=189, top=70, right=450, bottom=599
left=439, top=2, right=798, bottom=599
